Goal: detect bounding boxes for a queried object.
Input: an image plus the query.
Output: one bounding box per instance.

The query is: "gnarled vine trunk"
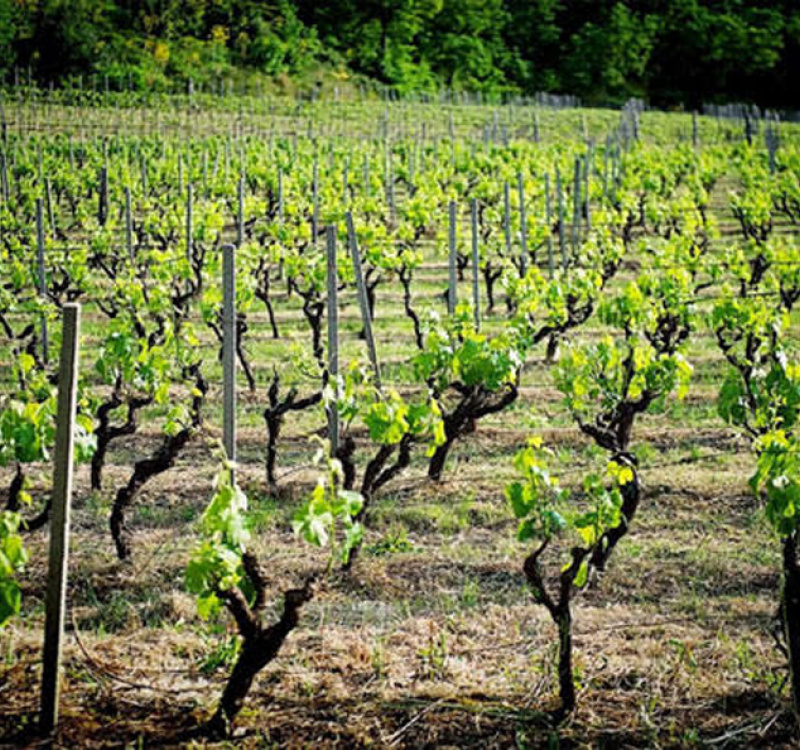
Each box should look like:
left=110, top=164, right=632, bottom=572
left=207, top=569, right=316, bottom=739
left=783, top=532, right=800, bottom=725
left=110, top=368, right=206, bottom=560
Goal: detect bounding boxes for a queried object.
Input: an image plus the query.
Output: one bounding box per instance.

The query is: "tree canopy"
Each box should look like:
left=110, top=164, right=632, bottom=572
left=0, top=0, right=797, bottom=107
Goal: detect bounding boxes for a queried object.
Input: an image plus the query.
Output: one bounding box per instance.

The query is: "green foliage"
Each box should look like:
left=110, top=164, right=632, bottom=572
left=414, top=305, right=523, bottom=393
left=292, top=442, right=364, bottom=566
left=719, top=359, right=800, bottom=434
left=330, top=362, right=445, bottom=452
left=555, top=335, right=691, bottom=418
left=2, top=1, right=799, bottom=104
left=751, top=431, right=800, bottom=538
left=0, top=511, right=27, bottom=627
left=506, top=437, right=629, bottom=587
left=506, top=436, right=567, bottom=543
left=0, top=369, right=96, bottom=470
left=186, top=463, right=251, bottom=620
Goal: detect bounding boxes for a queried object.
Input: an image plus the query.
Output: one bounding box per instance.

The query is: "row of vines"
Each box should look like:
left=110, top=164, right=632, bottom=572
left=0, top=94, right=799, bottom=741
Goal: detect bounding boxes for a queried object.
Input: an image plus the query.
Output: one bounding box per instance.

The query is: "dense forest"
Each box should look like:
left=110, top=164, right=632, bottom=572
left=0, top=0, right=798, bottom=108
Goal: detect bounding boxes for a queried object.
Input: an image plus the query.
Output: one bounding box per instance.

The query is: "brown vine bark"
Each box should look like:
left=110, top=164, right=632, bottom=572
left=263, top=368, right=322, bottom=488
left=783, top=532, right=800, bottom=726
left=523, top=541, right=589, bottom=718
left=427, top=383, right=518, bottom=481
left=206, top=558, right=316, bottom=739
left=92, top=389, right=152, bottom=491
left=109, top=367, right=206, bottom=560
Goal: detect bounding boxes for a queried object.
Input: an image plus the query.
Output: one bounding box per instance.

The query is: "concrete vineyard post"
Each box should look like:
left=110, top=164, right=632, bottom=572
left=237, top=177, right=244, bottom=248
left=222, top=244, right=237, bottom=473
left=39, top=303, right=81, bottom=735
left=124, top=186, right=133, bottom=262
left=470, top=198, right=480, bottom=330
left=503, top=181, right=512, bottom=260
left=0, top=150, right=9, bottom=205
left=571, top=157, right=581, bottom=260
left=186, top=184, right=193, bottom=262
left=517, top=173, right=528, bottom=277
left=346, top=212, right=381, bottom=390
left=326, top=226, right=339, bottom=454
left=312, top=160, right=319, bottom=248
left=583, top=153, right=591, bottom=230
left=556, top=168, right=567, bottom=270
left=98, top=166, right=108, bottom=226
left=448, top=201, right=457, bottom=314
left=277, top=168, right=284, bottom=222
left=545, top=173, right=555, bottom=279
left=45, top=177, right=55, bottom=240
left=36, top=197, right=48, bottom=363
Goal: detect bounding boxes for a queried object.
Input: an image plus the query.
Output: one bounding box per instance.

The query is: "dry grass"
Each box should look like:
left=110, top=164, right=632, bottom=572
left=0, top=446, right=796, bottom=748
left=1, top=111, right=800, bottom=749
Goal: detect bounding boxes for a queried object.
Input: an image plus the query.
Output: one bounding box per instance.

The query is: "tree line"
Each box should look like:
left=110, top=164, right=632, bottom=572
left=0, top=0, right=798, bottom=107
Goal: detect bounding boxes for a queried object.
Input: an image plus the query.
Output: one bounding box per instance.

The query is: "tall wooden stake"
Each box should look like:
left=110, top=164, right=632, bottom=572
left=470, top=198, right=480, bottom=330
left=222, top=244, right=237, bottom=471
left=124, top=186, right=133, bottom=262
left=39, top=303, right=81, bottom=735
left=448, top=200, right=457, bottom=314
left=186, top=184, right=193, bottom=262
left=326, top=226, right=339, bottom=454
left=346, top=213, right=381, bottom=390
left=36, top=198, right=48, bottom=363
left=517, top=173, right=528, bottom=277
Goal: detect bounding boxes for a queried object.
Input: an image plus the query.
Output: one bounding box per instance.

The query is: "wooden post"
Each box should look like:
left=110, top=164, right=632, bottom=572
left=767, top=125, right=777, bottom=174
left=37, top=141, right=43, bottom=188
left=326, top=226, right=339, bottom=454
left=124, top=186, right=133, bottom=262
left=503, top=181, right=512, bottom=259
left=237, top=177, right=244, bottom=247
left=39, top=303, right=81, bottom=735
left=312, top=160, right=319, bottom=248
left=45, top=177, right=56, bottom=241
left=692, top=111, right=699, bottom=148
left=222, top=244, right=237, bottom=470
left=517, top=173, right=528, bottom=277
left=556, top=169, right=567, bottom=270
left=571, top=157, right=581, bottom=259
left=36, top=198, right=48, bottom=364
left=186, top=184, right=193, bottom=262
left=224, top=138, right=231, bottom=182
left=0, top=150, right=9, bottom=206
left=470, top=198, right=480, bottom=330
left=545, top=173, right=555, bottom=279
left=345, top=213, right=381, bottom=390
left=448, top=200, right=457, bottom=314
left=140, top=158, right=147, bottom=196
left=97, top=166, right=108, bottom=226
left=583, top=153, right=591, bottom=230
left=387, top=150, right=396, bottom=223
left=277, top=169, right=284, bottom=222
